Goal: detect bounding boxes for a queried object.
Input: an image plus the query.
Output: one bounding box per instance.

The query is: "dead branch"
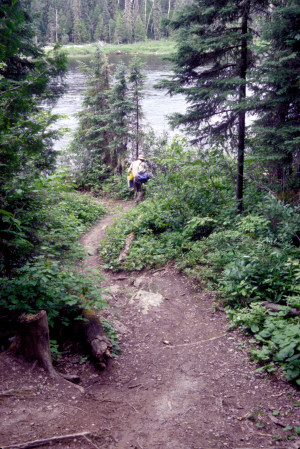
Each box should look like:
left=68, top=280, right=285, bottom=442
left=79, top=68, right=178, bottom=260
left=262, top=301, right=300, bottom=317
left=118, top=232, right=134, bottom=262
left=1, top=431, right=95, bottom=449
left=163, top=333, right=226, bottom=348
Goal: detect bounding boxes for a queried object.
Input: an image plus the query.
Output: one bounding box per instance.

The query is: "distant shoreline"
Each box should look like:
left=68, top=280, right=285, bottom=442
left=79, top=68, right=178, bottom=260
left=44, top=39, right=176, bottom=57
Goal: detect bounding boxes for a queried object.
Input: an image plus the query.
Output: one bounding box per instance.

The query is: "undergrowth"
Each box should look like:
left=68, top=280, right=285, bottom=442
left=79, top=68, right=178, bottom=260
left=0, top=170, right=107, bottom=329
left=99, top=139, right=300, bottom=384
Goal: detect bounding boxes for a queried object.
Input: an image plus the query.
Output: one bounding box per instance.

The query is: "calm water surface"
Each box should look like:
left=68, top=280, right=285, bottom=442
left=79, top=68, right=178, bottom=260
left=52, top=53, right=186, bottom=155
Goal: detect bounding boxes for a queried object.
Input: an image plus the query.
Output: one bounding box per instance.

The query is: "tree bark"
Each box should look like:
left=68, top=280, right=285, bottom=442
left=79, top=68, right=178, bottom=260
left=82, top=310, right=113, bottom=369
left=236, top=2, right=249, bottom=214
left=17, top=310, right=58, bottom=378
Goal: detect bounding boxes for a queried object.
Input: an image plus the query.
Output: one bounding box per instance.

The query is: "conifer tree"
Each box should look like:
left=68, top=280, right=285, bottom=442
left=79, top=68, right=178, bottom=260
left=107, top=63, right=134, bottom=173
left=71, top=49, right=112, bottom=187
left=129, top=57, right=146, bottom=158
left=134, top=14, right=146, bottom=41
left=159, top=0, right=268, bottom=212
left=114, top=10, right=127, bottom=44
left=249, top=2, right=300, bottom=195
left=0, top=0, right=67, bottom=273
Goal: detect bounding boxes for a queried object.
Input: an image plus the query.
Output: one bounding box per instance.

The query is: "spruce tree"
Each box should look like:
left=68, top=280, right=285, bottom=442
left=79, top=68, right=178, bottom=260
left=129, top=57, right=146, bottom=158
left=158, top=0, right=268, bottom=212
left=0, top=0, right=67, bottom=273
left=107, top=63, right=134, bottom=173
left=114, top=10, right=127, bottom=44
left=71, top=49, right=112, bottom=188
left=249, top=2, right=300, bottom=196
left=134, top=14, right=146, bottom=41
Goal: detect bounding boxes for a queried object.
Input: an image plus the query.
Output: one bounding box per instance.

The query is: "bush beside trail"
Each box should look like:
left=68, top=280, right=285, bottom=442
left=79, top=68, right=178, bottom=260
left=99, top=140, right=300, bottom=384
left=0, top=171, right=107, bottom=349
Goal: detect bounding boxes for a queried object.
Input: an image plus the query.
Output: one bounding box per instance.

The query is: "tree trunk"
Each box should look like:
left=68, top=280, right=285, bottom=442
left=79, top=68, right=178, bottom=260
left=17, top=310, right=58, bottom=378
left=136, top=96, right=139, bottom=159
left=236, top=3, right=249, bottom=214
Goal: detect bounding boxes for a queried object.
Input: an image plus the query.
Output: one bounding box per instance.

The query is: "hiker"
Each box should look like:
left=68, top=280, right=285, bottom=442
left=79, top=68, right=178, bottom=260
left=128, top=154, right=148, bottom=203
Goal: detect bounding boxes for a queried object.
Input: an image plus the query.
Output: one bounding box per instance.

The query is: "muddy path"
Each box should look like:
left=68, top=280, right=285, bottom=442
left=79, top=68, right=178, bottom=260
left=0, top=200, right=299, bottom=449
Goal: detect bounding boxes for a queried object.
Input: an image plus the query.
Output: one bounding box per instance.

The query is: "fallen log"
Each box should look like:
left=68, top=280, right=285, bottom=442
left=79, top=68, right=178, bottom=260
left=262, top=301, right=300, bottom=317
left=82, top=309, right=113, bottom=369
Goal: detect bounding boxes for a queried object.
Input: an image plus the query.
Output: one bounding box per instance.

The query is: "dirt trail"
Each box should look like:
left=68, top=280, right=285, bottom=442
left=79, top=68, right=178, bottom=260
left=0, top=200, right=299, bottom=449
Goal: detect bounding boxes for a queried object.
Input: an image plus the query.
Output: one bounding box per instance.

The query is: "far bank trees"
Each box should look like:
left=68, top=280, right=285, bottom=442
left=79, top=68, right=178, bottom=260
left=29, top=0, right=193, bottom=44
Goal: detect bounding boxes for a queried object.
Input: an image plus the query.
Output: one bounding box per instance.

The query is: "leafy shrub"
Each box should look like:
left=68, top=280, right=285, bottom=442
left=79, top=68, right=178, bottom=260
left=220, top=249, right=300, bottom=306
left=101, top=173, right=133, bottom=200
left=0, top=171, right=107, bottom=331
left=227, top=303, right=300, bottom=383
left=0, top=256, right=106, bottom=327
left=39, top=191, right=105, bottom=257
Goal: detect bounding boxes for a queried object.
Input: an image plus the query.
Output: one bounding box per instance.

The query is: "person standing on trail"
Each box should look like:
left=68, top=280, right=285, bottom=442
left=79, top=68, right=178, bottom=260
left=128, top=154, right=148, bottom=204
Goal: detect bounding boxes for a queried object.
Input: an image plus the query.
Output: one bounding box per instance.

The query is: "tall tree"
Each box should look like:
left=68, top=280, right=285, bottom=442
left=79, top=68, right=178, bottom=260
left=71, top=49, right=112, bottom=187
left=152, top=0, right=162, bottom=39
left=129, top=57, right=146, bottom=158
left=158, top=0, right=268, bottom=212
left=249, top=1, right=300, bottom=198
left=107, top=63, right=133, bottom=173
left=0, top=0, right=67, bottom=273
left=134, top=13, right=146, bottom=41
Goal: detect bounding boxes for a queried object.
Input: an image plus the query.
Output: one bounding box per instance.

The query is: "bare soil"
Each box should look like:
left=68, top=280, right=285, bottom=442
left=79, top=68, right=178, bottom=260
left=1, top=200, right=299, bottom=449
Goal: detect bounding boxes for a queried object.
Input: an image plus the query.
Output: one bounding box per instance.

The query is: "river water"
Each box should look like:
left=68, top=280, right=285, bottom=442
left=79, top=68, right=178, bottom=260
left=52, top=53, right=186, bottom=155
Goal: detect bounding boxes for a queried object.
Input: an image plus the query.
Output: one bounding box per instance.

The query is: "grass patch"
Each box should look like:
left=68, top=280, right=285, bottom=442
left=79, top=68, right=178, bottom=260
left=45, top=39, right=176, bottom=57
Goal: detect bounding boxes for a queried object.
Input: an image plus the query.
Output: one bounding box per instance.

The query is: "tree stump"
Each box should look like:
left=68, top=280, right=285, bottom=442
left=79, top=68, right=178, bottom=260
left=17, top=310, right=58, bottom=378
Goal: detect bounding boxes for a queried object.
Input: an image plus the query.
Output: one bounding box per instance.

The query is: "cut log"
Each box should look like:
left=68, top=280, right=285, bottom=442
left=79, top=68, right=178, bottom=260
left=262, top=301, right=300, bottom=317
left=17, top=310, right=58, bottom=378
left=82, top=310, right=113, bottom=369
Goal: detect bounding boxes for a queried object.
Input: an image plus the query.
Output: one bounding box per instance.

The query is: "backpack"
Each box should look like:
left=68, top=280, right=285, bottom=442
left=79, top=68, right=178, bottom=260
left=135, top=172, right=149, bottom=184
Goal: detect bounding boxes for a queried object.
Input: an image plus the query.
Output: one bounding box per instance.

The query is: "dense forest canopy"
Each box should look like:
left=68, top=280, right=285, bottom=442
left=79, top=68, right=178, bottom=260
left=29, top=0, right=193, bottom=44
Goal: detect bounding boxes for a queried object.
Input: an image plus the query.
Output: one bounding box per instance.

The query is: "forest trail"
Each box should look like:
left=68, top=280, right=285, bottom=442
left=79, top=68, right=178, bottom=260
left=0, top=200, right=299, bottom=449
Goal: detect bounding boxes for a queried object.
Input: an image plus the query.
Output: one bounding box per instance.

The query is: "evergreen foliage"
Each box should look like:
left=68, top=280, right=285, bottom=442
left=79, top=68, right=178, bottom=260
left=71, top=53, right=147, bottom=190
left=128, top=57, right=146, bottom=159
left=157, top=0, right=270, bottom=211
left=70, top=49, right=112, bottom=190
left=107, top=63, right=134, bottom=173
left=157, top=0, right=300, bottom=209
left=29, top=0, right=192, bottom=44
left=0, top=2, right=107, bottom=344
left=0, top=0, right=67, bottom=276
left=249, top=2, right=300, bottom=197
